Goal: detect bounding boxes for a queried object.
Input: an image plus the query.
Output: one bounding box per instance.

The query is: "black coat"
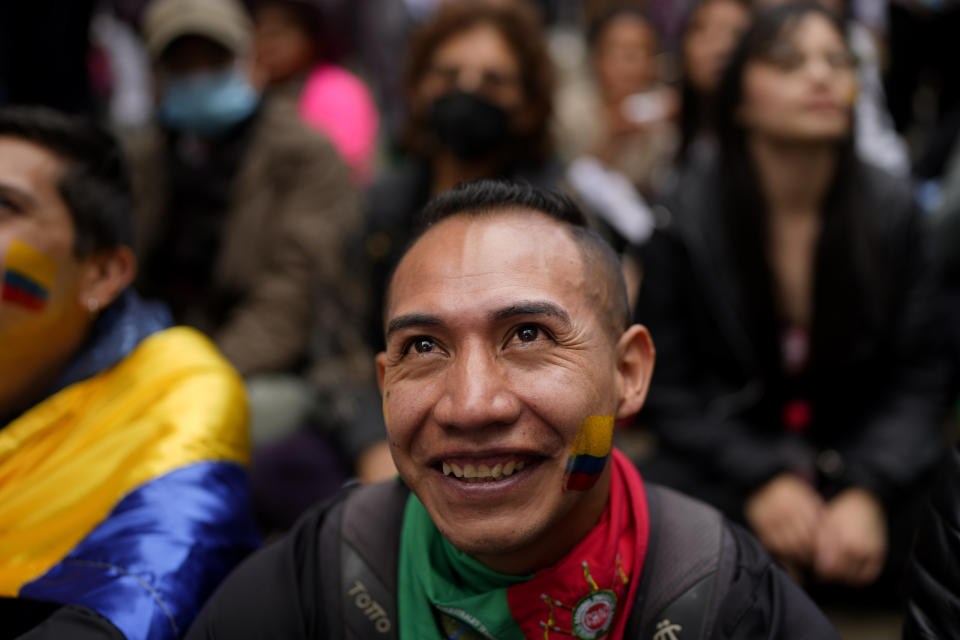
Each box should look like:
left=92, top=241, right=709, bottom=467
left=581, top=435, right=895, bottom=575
left=634, top=157, right=950, bottom=519
left=904, top=443, right=960, bottom=639
left=183, top=481, right=839, bottom=640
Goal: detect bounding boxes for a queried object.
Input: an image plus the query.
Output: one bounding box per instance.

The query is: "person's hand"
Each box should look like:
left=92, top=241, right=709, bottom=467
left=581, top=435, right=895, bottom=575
left=745, top=472, right=825, bottom=566
left=355, top=440, right=397, bottom=484
left=814, top=487, right=887, bottom=586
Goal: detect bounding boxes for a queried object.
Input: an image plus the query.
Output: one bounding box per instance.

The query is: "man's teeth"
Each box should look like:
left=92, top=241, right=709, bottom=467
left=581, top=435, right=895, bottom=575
left=441, top=460, right=526, bottom=481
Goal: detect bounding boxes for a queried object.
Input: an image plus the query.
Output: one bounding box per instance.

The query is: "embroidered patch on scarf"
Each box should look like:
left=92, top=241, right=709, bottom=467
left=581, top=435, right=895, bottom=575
left=2, top=239, right=55, bottom=311
left=563, top=415, right=614, bottom=492
left=537, top=558, right=628, bottom=639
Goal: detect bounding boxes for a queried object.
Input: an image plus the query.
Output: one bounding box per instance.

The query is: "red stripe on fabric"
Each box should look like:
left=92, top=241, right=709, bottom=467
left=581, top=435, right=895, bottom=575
left=2, top=285, right=46, bottom=310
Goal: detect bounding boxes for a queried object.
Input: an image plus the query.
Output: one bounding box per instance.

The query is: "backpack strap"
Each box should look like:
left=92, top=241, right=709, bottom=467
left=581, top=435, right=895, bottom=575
left=320, top=480, right=409, bottom=640
left=623, top=483, right=733, bottom=640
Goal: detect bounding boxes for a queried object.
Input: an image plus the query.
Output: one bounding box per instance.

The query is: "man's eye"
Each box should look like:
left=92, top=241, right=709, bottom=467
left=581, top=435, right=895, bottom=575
left=409, top=337, right=436, bottom=353
left=0, top=195, right=21, bottom=213
left=516, top=325, right=541, bottom=343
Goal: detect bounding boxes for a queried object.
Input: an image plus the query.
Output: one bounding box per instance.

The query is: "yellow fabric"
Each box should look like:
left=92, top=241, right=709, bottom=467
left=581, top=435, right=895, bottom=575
left=0, top=327, right=249, bottom=594
left=571, top=415, right=616, bottom=458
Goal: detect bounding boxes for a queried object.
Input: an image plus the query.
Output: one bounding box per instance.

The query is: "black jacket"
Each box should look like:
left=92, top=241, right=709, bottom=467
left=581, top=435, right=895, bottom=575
left=185, top=480, right=838, bottom=640
left=903, top=443, right=960, bottom=639
left=634, top=158, right=949, bottom=518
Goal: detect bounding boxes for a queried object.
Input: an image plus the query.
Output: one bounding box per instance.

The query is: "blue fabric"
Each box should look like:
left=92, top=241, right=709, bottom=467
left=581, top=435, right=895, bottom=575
left=21, top=462, right=260, bottom=640
left=48, top=289, right=173, bottom=397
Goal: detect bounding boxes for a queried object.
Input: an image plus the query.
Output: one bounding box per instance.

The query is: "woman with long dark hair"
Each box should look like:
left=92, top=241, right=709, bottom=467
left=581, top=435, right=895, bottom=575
left=634, top=4, right=949, bottom=591
left=675, top=0, right=751, bottom=167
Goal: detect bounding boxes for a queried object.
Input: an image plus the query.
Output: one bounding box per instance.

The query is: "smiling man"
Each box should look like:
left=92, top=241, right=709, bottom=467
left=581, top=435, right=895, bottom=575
left=187, top=181, right=837, bottom=640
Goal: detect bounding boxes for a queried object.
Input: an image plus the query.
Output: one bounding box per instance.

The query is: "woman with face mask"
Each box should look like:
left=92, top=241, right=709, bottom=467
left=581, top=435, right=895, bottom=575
left=633, top=4, right=950, bottom=600
left=360, top=1, right=563, bottom=351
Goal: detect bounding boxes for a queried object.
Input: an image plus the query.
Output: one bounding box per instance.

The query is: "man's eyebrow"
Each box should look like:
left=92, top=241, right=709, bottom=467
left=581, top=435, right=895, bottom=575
left=386, top=313, right=444, bottom=340
left=491, top=301, right=571, bottom=325
left=0, top=181, right=35, bottom=207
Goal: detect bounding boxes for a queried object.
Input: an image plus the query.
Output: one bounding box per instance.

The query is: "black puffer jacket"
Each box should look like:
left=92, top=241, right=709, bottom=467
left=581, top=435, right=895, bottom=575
left=904, top=443, right=960, bottom=639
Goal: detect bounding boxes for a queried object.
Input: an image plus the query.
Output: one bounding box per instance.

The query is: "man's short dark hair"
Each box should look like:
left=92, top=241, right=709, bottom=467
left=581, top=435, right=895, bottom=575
left=0, top=106, right=133, bottom=257
left=387, top=179, right=631, bottom=339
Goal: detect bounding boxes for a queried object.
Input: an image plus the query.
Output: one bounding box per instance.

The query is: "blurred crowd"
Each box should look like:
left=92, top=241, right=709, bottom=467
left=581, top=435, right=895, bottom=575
left=3, top=0, right=960, bottom=636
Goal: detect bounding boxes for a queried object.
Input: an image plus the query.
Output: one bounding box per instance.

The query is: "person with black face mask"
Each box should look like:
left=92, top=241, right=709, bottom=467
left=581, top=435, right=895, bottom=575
left=359, top=0, right=564, bottom=352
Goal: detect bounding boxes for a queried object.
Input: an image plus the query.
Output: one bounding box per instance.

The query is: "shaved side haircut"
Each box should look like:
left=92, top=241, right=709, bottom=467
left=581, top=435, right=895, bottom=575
left=384, top=180, right=630, bottom=341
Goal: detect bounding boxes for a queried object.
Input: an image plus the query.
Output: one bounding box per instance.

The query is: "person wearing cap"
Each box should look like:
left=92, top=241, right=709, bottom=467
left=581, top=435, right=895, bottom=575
left=125, top=0, right=394, bottom=524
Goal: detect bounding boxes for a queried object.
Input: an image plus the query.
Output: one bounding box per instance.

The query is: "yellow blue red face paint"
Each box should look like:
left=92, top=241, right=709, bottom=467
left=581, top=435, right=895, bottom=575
left=1, top=240, right=56, bottom=312
left=563, top=414, right=615, bottom=492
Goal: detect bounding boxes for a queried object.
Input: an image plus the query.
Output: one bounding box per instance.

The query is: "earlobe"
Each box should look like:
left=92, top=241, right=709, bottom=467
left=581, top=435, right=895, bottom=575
left=614, top=324, right=655, bottom=420
left=76, top=247, right=137, bottom=312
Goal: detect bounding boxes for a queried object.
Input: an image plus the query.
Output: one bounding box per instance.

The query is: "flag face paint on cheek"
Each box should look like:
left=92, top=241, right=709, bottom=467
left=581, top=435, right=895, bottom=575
left=563, top=414, right=614, bottom=492
left=1, top=240, right=56, bottom=312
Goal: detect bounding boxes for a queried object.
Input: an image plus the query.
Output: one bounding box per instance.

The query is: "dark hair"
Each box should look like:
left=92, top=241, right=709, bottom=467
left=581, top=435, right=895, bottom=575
left=387, top=179, right=630, bottom=338
left=587, top=4, right=657, bottom=50
left=0, top=106, right=133, bottom=257
left=417, top=179, right=587, bottom=229
left=712, top=4, right=865, bottom=371
left=676, top=0, right=751, bottom=165
left=400, top=1, right=555, bottom=162
left=714, top=2, right=851, bottom=154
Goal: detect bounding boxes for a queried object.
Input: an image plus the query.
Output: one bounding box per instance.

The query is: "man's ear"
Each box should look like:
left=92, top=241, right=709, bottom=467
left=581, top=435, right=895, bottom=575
left=76, top=246, right=137, bottom=312
left=614, top=324, right=655, bottom=420
left=376, top=351, right=388, bottom=395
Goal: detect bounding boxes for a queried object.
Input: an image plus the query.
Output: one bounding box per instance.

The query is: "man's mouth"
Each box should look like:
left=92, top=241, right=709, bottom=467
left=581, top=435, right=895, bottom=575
left=441, top=459, right=527, bottom=482
left=433, top=455, right=539, bottom=483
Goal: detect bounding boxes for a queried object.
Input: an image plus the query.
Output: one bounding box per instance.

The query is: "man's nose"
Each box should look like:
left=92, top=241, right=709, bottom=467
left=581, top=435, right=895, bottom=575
left=433, top=341, right=521, bottom=431
left=455, top=67, right=485, bottom=94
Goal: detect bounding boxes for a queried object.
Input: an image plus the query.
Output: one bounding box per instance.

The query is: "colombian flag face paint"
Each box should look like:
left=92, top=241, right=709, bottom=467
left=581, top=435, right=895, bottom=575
left=2, top=240, right=56, bottom=312
left=563, top=414, right=615, bottom=492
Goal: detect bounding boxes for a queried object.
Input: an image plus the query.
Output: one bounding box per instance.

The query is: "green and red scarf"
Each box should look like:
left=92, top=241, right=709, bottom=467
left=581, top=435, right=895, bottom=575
left=398, top=449, right=649, bottom=640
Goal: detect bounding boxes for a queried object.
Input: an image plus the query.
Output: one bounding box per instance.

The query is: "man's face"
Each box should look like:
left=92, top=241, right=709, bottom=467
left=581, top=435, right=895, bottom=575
left=378, top=211, right=630, bottom=571
left=0, top=136, right=85, bottom=339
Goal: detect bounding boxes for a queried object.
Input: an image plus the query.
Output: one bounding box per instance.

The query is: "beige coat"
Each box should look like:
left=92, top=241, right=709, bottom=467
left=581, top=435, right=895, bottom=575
left=125, top=96, right=369, bottom=381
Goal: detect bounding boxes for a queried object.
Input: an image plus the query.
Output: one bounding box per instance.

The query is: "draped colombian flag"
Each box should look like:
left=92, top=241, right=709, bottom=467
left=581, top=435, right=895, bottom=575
left=0, top=327, right=259, bottom=640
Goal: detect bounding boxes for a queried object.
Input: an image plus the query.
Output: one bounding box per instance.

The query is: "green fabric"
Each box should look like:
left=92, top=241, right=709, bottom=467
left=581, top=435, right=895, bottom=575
left=398, top=493, right=533, bottom=640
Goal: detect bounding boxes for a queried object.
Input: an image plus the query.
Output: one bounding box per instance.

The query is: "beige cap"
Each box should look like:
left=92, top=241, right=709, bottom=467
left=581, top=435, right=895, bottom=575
left=143, top=0, right=253, bottom=59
